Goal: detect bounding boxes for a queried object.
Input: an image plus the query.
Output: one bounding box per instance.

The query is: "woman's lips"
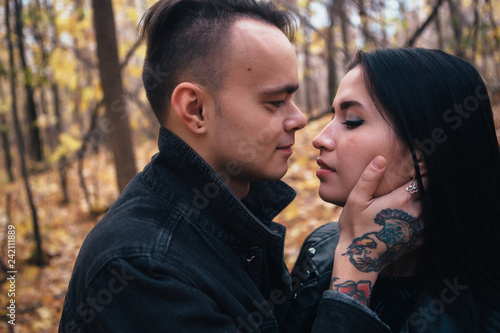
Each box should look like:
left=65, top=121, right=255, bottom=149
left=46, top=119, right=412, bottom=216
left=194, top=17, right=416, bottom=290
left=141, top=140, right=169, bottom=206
left=316, top=158, right=335, bottom=177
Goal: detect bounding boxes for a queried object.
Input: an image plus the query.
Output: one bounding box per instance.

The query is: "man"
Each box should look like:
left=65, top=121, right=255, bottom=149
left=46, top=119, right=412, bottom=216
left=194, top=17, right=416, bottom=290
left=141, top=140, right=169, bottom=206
left=60, top=1, right=305, bottom=332
left=59, top=1, right=419, bottom=332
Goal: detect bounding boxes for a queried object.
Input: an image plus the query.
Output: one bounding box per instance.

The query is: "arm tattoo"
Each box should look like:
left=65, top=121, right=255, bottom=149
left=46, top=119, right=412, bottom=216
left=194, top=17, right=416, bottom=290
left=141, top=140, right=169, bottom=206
left=342, top=209, right=421, bottom=273
left=330, top=277, right=372, bottom=306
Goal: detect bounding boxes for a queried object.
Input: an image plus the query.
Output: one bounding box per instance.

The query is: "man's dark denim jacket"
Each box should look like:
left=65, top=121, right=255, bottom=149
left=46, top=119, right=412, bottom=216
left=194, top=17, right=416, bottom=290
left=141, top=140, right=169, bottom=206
left=59, top=128, right=298, bottom=332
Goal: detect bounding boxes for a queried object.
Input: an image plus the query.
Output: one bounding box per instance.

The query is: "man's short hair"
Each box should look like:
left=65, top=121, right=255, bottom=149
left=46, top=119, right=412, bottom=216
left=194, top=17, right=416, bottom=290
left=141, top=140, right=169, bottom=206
left=140, top=0, right=296, bottom=124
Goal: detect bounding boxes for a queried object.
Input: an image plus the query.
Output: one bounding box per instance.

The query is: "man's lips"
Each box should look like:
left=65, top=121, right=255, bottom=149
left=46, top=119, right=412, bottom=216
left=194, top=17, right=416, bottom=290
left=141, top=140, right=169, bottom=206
left=277, top=142, right=294, bottom=149
left=276, top=142, right=294, bottom=154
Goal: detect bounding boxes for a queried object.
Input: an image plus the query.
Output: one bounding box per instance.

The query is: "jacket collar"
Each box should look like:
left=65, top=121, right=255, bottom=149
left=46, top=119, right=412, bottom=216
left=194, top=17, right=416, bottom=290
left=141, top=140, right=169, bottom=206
left=141, top=127, right=296, bottom=248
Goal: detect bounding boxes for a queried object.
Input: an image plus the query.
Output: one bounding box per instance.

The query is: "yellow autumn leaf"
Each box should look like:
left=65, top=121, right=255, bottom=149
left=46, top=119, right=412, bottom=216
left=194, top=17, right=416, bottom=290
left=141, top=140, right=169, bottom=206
left=49, top=133, right=82, bottom=163
left=49, top=49, right=78, bottom=89
left=125, top=7, right=139, bottom=23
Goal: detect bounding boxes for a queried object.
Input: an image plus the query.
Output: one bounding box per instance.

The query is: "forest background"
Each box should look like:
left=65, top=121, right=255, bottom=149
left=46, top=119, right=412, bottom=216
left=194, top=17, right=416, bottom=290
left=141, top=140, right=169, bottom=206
left=0, top=0, right=499, bottom=331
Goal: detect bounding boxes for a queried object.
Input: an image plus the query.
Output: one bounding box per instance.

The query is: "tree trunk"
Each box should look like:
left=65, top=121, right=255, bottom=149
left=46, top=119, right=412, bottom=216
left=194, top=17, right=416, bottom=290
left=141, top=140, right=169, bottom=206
left=301, top=1, right=314, bottom=117
left=469, top=0, right=479, bottom=62
left=447, top=0, right=465, bottom=58
left=92, top=0, right=137, bottom=193
left=45, top=0, right=70, bottom=203
left=485, top=0, right=499, bottom=52
left=337, top=0, right=350, bottom=66
left=434, top=0, right=444, bottom=50
left=358, top=0, right=375, bottom=48
left=53, top=82, right=70, bottom=204
left=0, top=85, right=14, bottom=182
left=397, top=0, right=408, bottom=43
left=0, top=117, right=14, bottom=182
left=327, top=0, right=338, bottom=105
left=32, top=0, right=54, bottom=151
left=13, top=0, right=44, bottom=163
left=5, top=0, right=45, bottom=267
left=485, top=0, right=500, bottom=81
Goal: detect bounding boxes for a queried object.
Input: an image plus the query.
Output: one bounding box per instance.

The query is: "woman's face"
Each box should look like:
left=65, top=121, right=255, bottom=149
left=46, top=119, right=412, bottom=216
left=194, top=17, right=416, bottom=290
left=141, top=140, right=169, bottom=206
left=313, top=66, right=413, bottom=206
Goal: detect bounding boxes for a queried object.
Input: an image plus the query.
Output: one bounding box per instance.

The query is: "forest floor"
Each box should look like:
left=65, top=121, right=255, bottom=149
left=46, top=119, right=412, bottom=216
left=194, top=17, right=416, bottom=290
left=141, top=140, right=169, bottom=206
left=0, top=104, right=499, bottom=332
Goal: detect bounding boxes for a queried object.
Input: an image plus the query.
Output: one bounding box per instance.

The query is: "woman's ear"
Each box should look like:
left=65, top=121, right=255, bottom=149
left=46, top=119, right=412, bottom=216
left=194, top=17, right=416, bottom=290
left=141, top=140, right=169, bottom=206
left=171, top=83, right=209, bottom=134
left=410, top=150, right=428, bottom=177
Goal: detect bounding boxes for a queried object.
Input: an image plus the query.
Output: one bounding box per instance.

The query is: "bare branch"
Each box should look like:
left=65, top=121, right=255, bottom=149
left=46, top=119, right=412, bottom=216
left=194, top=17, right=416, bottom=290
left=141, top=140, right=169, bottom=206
left=120, top=38, right=143, bottom=70
left=406, top=0, right=446, bottom=47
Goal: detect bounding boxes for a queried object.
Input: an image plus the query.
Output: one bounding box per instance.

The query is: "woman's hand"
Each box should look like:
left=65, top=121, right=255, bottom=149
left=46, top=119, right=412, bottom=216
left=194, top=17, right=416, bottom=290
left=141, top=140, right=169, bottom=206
left=330, top=155, right=423, bottom=305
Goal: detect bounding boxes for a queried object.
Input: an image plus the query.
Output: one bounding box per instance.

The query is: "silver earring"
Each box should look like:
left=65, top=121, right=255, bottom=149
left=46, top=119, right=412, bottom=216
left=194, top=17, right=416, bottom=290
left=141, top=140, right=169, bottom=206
left=406, top=178, right=418, bottom=194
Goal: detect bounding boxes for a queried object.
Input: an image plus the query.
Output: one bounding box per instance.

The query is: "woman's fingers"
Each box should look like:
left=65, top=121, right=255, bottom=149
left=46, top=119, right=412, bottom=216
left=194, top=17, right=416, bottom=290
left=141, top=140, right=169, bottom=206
left=338, top=156, right=424, bottom=272
left=345, top=155, right=387, bottom=211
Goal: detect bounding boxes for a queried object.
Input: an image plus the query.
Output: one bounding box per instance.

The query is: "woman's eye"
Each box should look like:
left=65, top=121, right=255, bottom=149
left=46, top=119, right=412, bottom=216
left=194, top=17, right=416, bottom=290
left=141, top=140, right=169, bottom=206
left=342, top=119, right=364, bottom=129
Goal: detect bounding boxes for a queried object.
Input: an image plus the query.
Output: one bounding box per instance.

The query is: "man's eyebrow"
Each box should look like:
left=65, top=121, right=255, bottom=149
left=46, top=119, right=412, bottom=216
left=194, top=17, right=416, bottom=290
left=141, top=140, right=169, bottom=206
left=261, top=84, right=299, bottom=96
left=331, top=100, right=363, bottom=113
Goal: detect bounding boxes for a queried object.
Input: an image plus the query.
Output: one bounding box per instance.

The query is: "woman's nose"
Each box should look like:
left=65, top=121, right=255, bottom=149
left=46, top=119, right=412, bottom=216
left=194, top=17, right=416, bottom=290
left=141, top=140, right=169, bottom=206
left=313, top=122, right=335, bottom=151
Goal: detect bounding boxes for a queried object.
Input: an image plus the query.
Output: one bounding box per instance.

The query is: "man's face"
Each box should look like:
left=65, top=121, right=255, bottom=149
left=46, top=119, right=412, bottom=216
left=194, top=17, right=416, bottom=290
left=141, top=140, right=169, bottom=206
left=203, top=19, right=306, bottom=197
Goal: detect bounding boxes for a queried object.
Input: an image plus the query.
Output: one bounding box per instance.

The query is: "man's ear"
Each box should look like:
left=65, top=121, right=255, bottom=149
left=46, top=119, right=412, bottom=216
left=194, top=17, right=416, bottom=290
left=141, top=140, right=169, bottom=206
left=171, top=82, right=209, bottom=134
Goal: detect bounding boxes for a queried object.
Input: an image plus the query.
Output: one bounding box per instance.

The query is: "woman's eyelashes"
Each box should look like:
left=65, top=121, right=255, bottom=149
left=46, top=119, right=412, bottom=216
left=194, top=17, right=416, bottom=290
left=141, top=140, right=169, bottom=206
left=330, top=106, right=364, bottom=128
left=342, top=119, right=364, bottom=129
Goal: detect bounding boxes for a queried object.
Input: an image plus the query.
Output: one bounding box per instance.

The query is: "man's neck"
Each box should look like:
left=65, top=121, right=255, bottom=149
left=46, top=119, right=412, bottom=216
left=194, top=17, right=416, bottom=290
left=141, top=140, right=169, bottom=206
left=228, top=180, right=250, bottom=200
left=163, top=124, right=252, bottom=200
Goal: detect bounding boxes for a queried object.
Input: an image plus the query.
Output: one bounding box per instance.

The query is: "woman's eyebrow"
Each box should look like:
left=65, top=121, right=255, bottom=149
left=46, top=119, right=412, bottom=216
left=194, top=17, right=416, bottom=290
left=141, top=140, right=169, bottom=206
left=340, top=100, right=362, bottom=110
left=331, top=100, right=363, bottom=114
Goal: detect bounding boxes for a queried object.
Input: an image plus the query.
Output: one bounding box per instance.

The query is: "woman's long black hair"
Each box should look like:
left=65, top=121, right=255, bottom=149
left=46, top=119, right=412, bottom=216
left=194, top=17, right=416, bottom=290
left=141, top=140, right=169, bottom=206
left=348, top=48, right=500, bottom=330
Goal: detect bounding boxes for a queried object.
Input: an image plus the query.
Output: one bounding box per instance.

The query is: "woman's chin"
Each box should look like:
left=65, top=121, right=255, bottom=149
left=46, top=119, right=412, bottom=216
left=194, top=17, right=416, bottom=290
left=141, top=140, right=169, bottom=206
left=318, top=191, right=346, bottom=207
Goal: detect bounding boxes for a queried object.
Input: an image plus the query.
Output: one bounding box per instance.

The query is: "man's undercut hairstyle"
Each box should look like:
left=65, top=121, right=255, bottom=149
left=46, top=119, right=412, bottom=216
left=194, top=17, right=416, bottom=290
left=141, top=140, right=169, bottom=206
left=140, top=0, right=296, bottom=124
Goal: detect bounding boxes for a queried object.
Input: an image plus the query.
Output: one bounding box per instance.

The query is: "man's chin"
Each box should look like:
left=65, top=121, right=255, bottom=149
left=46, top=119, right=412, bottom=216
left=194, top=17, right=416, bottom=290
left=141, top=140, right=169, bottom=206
left=253, top=171, right=288, bottom=183
left=273, top=166, right=290, bottom=181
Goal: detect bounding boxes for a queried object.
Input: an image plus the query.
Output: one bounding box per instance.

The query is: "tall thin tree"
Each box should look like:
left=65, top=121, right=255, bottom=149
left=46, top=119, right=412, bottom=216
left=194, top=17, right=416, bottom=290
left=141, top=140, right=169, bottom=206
left=13, top=0, right=44, bottom=163
left=337, top=0, right=351, bottom=66
left=92, top=0, right=137, bottom=192
left=0, top=83, right=14, bottom=182
left=447, top=0, right=465, bottom=58
left=5, top=0, right=45, bottom=267
left=302, top=1, right=314, bottom=117
left=45, top=0, right=70, bottom=203
left=327, top=0, right=338, bottom=105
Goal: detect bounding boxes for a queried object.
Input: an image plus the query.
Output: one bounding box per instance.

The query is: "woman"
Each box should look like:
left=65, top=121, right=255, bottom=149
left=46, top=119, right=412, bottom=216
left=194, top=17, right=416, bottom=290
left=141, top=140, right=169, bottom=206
left=283, top=48, right=500, bottom=332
